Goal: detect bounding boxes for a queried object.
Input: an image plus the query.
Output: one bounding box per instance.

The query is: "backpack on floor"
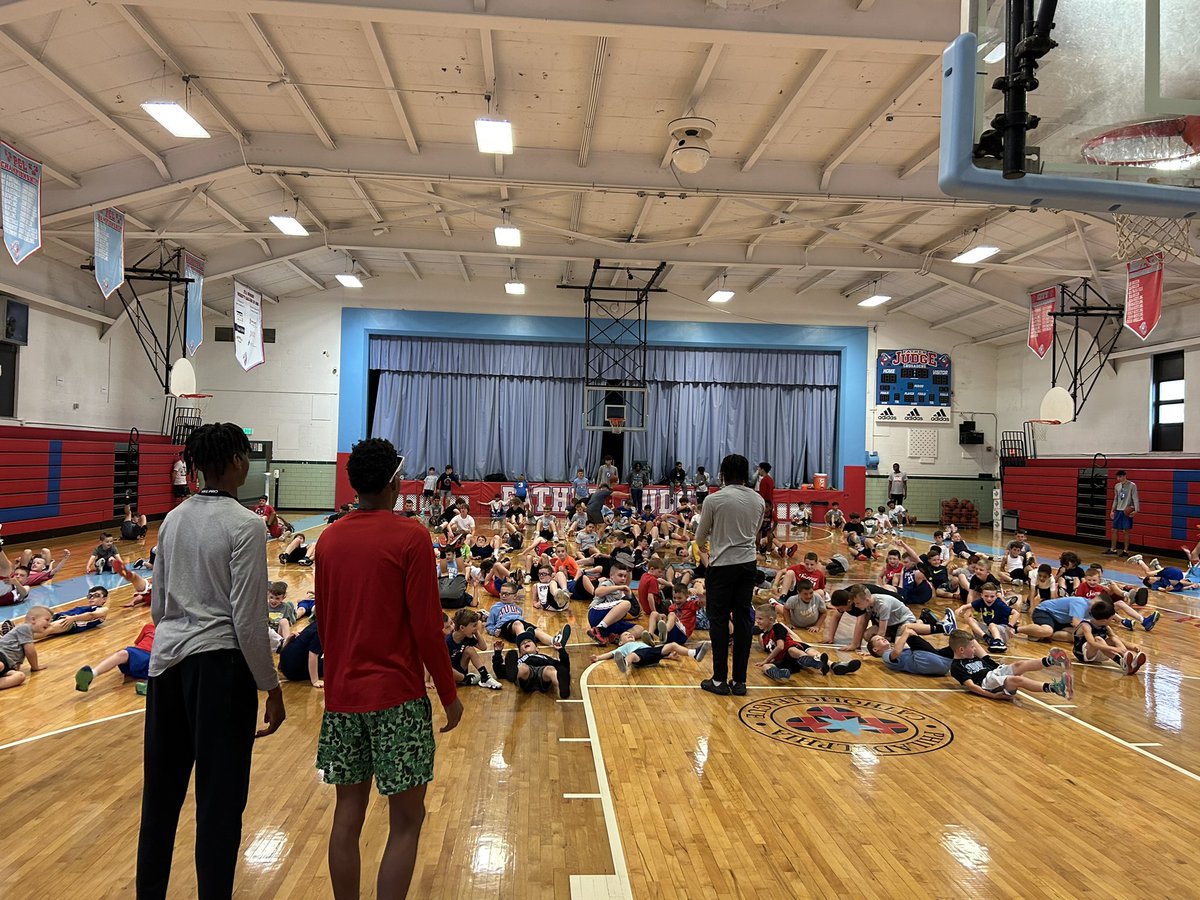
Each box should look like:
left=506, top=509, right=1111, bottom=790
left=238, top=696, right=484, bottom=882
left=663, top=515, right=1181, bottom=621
left=438, top=574, right=471, bottom=608
left=826, top=553, right=849, bottom=576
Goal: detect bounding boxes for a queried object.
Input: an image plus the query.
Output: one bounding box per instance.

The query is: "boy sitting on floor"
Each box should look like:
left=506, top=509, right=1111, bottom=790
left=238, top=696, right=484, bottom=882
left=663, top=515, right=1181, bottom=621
left=86, top=532, right=127, bottom=574
left=867, top=624, right=955, bottom=677
left=592, top=629, right=710, bottom=674
left=949, top=629, right=1073, bottom=701
left=74, top=622, right=157, bottom=693
left=484, top=585, right=569, bottom=650
left=44, top=585, right=110, bottom=637
left=0, top=604, right=52, bottom=690
left=953, top=583, right=1018, bottom=654
left=14, top=548, right=70, bottom=587
left=280, top=621, right=326, bottom=688
left=445, top=608, right=503, bottom=689
left=494, top=631, right=572, bottom=698
left=1073, top=598, right=1147, bottom=675
left=754, top=605, right=860, bottom=680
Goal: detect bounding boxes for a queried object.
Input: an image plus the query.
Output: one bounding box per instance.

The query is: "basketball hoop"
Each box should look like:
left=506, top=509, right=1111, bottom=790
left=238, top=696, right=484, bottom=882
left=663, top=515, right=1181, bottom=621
left=1111, top=214, right=1193, bottom=263
left=607, top=417, right=624, bottom=435
left=178, top=393, right=212, bottom=416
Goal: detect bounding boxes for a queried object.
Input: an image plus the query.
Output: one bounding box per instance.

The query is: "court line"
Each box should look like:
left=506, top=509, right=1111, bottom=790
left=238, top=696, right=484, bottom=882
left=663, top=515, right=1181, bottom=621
left=563, top=793, right=602, bottom=800
left=1131, top=742, right=1163, bottom=747
left=1017, top=690, right=1200, bottom=784
left=578, top=661, right=634, bottom=900
left=560, top=737, right=592, bottom=743
left=585, top=683, right=960, bottom=692
left=0, top=708, right=144, bottom=752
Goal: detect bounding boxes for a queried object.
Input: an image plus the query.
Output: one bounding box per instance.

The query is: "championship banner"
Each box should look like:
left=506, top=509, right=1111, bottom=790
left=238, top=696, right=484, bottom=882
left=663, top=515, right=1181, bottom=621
left=232, top=280, right=266, bottom=371
left=93, top=207, right=125, bottom=298
left=1124, top=252, right=1164, bottom=340
left=1028, top=285, right=1057, bottom=359
left=0, top=141, right=42, bottom=265
left=182, top=251, right=205, bottom=356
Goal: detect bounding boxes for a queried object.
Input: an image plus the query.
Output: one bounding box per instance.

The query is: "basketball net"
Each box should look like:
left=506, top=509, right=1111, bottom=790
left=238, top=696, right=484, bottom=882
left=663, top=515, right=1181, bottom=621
left=608, top=417, right=624, bottom=435
left=1111, top=214, right=1193, bottom=263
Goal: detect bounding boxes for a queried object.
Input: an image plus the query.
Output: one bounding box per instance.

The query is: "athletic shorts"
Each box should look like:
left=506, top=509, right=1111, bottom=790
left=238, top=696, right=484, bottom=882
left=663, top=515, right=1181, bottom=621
left=499, top=619, right=535, bottom=643
left=629, top=646, right=665, bottom=667
left=1032, top=608, right=1070, bottom=630
left=120, top=521, right=146, bottom=541
left=422, top=490, right=435, bottom=498
left=172, top=484, right=189, bottom=497
left=119, top=646, right=151, bottom=679
left=587, top=605, right=636, bottom=634
left=297, top=598, right=315, bottom=616
left=54, top=606, right=104, bottom=634
left=317, top=696, right=435, bottom=795
left=518, top=665, right=554, bottom=693
left=980, top=664, right=1015, bottom=693
left=667, top=624, right=689, bottom=645
left=1112, top=510, right=1134, bottom=531
left=539, top=530, right=555, bottom=541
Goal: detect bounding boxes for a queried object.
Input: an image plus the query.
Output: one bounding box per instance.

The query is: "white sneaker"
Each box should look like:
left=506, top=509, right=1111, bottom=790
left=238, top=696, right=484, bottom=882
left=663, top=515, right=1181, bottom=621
left=1149, top=558, right=1161, bottom=570
left=479, top=674, right=503, bottom=690
left=1126, top=554, right=1144, bottom=566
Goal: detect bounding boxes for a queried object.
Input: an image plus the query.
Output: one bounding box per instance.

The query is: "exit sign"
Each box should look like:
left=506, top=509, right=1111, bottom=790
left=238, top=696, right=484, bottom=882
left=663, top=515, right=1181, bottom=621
left=243, top=427, right=254, bottom=435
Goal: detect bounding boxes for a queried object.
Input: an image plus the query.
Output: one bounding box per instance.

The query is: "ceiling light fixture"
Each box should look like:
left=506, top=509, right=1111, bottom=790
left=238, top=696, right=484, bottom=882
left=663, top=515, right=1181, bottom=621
left=475, top=92, right=513, bottom=154
left=494, top=209, right=521, bottom=247
left=983, top=41, right=1007, bottom=64
left=141, top=101, right=210, bottom=138
left=270, top=191, right=308, bottom=236
left=505, top=266, right=526, bottom=295
left=706, top=272, right=733, bottom=303
left=857, top=293, right=892, bottom=307
left=336, top=273, right=363, bottom=288
left=668, top=116, right=716, bottom=174
left=952, top=245, right=1001, bottom=264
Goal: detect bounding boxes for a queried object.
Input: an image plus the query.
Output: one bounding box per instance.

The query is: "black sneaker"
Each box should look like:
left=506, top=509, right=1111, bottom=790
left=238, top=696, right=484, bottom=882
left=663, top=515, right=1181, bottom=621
left=730, top=681, right=748, bottom=696
left=919, top=609, right=940, bottom=628
left=1103, top=549, right=1120, bottom=556
left=700, top=678, right=731, bottom=696
left=818, top=652, right=830, bottom=675
left=832, top=659, right=862, bottom=675
left=503, top=649, right=519, bottom=683
left=1133, top=587, right=1149, bottom=607
left=558, top=659, right=572, bottom=698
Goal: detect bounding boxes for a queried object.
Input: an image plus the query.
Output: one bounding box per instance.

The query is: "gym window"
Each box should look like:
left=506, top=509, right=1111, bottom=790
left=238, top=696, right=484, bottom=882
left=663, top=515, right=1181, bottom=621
left=1151, top=350, right=1184, bottom=452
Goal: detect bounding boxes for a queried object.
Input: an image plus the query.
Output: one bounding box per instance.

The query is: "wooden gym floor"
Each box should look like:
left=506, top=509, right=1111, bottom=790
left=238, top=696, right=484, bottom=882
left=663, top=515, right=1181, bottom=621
left=2, top=515, right=1200, bottom=899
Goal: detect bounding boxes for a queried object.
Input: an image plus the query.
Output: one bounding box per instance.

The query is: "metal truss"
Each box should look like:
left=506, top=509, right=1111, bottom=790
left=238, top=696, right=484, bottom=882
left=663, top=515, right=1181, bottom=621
left=1048, top=277, right=1124, bottom=420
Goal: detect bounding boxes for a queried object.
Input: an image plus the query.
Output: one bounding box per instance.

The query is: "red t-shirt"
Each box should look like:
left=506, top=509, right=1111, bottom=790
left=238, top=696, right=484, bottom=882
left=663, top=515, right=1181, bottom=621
left=637, top=575, right=662, bottom=614
left=315, top=509, right=457, bottom=713
left=758, top=474, right=775, bottom=515
left=132, top=623, right=156, bottom=652
left=671, top=598, right=701, bottom=636
left=1075, top=581, right=1104, bottom=600
left=23, top=569, right=53, bottom=587
left=788, top=564, right=826, bottom=591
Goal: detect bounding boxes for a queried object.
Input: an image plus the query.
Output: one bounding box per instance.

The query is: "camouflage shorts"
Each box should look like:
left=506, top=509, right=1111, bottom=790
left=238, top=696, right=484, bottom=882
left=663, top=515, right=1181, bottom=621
left=317, top=696, right=435, bottom=795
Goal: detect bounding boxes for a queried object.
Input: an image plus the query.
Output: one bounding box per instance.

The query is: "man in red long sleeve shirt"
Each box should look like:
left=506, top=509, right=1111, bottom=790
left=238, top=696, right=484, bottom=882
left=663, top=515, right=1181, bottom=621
left=315, top=438, right=463, bottom=900
left=756, top=461, right=776, bottom=553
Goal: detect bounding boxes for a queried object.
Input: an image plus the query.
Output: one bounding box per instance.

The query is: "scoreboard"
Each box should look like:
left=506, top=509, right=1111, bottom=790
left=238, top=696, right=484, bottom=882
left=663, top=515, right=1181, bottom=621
left=876, top=349, right=951, bottom=407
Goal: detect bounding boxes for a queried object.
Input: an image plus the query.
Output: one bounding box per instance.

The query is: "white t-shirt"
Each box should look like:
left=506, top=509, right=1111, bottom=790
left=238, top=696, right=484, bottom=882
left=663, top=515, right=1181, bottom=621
left=890, top=504, right=906, bottom=522
left=450, top=514, right=475, bottom=533
left=171, top=460, right=188, bottom=486
left=423, top=474, right=438, bottom=492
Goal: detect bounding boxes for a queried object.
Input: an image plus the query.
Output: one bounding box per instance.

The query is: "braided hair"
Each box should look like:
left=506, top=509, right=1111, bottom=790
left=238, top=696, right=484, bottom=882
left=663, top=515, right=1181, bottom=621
left=183, top=423, right=251, bottom=479
left=345, top=437, right=399, bottom=495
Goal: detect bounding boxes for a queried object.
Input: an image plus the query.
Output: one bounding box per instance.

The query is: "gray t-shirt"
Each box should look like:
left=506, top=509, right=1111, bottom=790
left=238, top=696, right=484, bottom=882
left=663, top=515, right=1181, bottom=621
left=597, top=463, right=618, bottom=486
left=784, top=593, right=827, bottom=629
left=0, top=622, right=33, bottom=669
left=871, top=594, right=917, bottom=628
left=150, top=494, right=279, bottom=691
left=1112, top=480, right=1139, bottom=512
left=694, top=484, right=765, bottom=567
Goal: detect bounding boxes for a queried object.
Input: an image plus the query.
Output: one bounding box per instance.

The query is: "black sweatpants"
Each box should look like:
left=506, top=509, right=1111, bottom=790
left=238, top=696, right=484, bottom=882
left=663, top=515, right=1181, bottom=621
left=136, top=649, right=259, bottom=900
left=705, top=561, right=757, bottom=684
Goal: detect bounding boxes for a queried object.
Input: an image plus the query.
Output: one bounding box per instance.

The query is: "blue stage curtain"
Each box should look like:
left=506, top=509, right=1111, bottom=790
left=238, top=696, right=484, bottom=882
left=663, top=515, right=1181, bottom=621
left=369, top=337, right=601, bottom=481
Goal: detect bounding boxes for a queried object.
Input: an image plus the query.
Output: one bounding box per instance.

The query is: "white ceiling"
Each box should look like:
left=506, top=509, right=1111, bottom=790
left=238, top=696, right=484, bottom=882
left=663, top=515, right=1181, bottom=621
left=0, top=0, right=1197, bottom=346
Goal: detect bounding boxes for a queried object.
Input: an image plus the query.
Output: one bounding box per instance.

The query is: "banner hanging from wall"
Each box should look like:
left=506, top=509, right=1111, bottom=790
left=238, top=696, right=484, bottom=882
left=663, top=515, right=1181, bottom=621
left=232, top=280, right=266, bottom=371
left=93, top=207, right=125, bottom=298
left=1028, top=285, right=1057, bottom=359
left=182, top=251, right=205, bottom=357
left=1124, top=252, right=1164, bottom=339
left=0, top=141, right=42, bottom=265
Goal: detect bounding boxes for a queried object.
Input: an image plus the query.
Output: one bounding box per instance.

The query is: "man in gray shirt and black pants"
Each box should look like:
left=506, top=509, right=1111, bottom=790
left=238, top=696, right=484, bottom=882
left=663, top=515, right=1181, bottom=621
left=138, top=423, right=286, bottom=899
left=694, top=453, right=765, bottom=696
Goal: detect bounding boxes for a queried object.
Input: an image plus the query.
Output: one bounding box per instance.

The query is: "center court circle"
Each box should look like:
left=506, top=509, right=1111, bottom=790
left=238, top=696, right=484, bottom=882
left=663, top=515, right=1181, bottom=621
left=738, top=694, right=954, bottom=756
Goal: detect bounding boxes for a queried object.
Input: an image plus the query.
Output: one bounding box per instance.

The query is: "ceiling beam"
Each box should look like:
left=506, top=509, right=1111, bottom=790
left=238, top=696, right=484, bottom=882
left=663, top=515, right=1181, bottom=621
left=239, top=13, right=336, bottom=149
left=0, top=27, right=169, bottom=180
left=742, top=49, right=835, bottom=172
left=748, top=268, right=784, bottom=293
left=702, top=267, right=728, bottom=293
left=819, top=57, right=938, bottom=189
left=197, top=187, right=271, bottom=256
left=660, top=42, right=725, bottom=167
left=899, top=137, right=939, bottom=179
left=362, top=20, right=419, bottom=154
left=398, top=251, right=422, bottom=280
left=269, top=173, right=329, bottom=233
left=886, top=282, right=949, bottom=313
left=856, top=0, right=878, bottom=9
left=871, top=208, right=934, bottom=245
left=975, top=326, right=1027, bottom=345
left=919, top=209, right=1003, bottom=255
left=456, top=255, right=472, bottom=282
left=479, top=27, right=503, bottom=176
left=746, top=200, right=801, bottom=260
left=928, top=301, right=992, bottom=328
left=116, top=5, right=249, bottom=145
left=350, top=178, right=385, bottom=223
left=925, top=270, right=1025, bottom=313
left=687, top=198, right=727, bottom=247
left=286, top=259, right=325, bottom=291
left=1073, top=219, right=1110, bottom=301
left=627, top=195, right=655, bottom=242
left=794, top=268, right=835, bottom=295
left=154, top=185, right=205, bottom=235
left=1005, top=226, right=1075, bottom=263
left=423, top=182, right=453, bottom=236
left=577, top=36, right=608, bottom=168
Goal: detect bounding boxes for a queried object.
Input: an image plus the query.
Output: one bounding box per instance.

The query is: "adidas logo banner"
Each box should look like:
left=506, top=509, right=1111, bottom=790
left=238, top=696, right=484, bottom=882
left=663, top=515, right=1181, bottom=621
left=876, top=408, right=898, bottom=424
left=903, top=408, right=924, bottom=421
left=877, top=406, right=954, bottom=425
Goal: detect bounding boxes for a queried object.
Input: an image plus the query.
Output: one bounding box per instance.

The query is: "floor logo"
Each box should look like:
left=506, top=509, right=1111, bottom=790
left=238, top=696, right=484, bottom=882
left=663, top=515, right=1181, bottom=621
left=738, top=694, right=953, bottom=756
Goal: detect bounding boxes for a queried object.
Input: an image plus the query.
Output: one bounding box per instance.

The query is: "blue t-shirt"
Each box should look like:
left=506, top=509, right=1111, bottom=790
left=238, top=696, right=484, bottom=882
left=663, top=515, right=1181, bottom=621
left=1152, top=566, right=1184, bottom=589
left=899, top=576, right=933, bottom=606
left=572, top=476, right=590, bottom=499
left=972, top=597, right=1013, bottom=626
left=1038, top=596, right=1088, bottom=622
left=279, top=625, right=323, bottom=682
left=514, top=480, right=529, bottom=499
left=885, top=647, right=952, bottom=676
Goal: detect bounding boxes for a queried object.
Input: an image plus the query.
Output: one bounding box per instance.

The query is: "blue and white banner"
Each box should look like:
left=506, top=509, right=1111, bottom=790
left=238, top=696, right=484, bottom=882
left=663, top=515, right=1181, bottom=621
left=93, top=207, right=125, bottom=298
left=182, top=250, right=205, bottom=356
left=0, top=141, right=42, bottom=265
left=232, top=280, right=266, bottom=371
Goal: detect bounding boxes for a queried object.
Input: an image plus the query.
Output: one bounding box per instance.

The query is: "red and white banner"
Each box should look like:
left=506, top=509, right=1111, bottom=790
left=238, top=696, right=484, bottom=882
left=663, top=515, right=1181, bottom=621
left=1028, top=285, right=1058, bottom=359
left=1124, top=252, right=1164, bottom=340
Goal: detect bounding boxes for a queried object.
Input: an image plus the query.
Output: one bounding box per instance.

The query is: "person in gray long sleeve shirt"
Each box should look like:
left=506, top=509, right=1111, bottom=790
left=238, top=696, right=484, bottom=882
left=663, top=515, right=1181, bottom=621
left=137, top=423, right=286, bottom=900
left=1107, top=469, right=1140, bottom=557
left=694, top=454, right=765, bottom=696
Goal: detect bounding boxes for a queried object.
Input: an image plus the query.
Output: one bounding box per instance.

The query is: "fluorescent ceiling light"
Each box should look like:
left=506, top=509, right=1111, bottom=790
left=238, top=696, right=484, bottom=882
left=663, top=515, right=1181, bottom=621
left=269, top=215, right=308, bottom=236
left=505, top=279, right=526, bottom=295
left=336, top=273, right=363, bottom=288
left=952, top=245, right=1000, bottom=264
left=475, top=117, right=514, bottom=154
left=983, top=42, right=1006, bottom=64
left=707, top=289, right=735, bottom=304
left=857, top=294, right=892, bottom=307
left=141, top=101, right=210, bottom=138
left=494, top=225, right=522, bottom=247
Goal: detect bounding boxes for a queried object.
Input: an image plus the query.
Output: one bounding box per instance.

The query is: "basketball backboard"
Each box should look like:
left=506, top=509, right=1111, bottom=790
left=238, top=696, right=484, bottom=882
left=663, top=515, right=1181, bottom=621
left=941, top=0, right=1200, bottom=218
